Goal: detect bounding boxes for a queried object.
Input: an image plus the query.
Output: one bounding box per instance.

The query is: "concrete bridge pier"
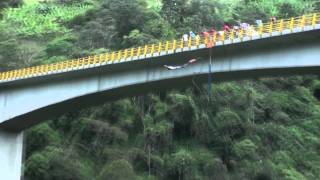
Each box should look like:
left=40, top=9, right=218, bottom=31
left=0, top=131, right=24, bottom=180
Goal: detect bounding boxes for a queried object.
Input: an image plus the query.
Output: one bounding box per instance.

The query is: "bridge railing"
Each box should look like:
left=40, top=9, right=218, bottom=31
left=0, top=12, right=319, bottom=82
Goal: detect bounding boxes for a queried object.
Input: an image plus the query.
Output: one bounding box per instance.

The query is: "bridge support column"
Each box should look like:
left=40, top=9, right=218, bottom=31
left=0, top=130, right=24, bottom=180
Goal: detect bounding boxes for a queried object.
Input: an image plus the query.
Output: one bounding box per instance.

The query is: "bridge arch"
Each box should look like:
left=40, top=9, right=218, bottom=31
left=1, top=29, right=320, bottom=132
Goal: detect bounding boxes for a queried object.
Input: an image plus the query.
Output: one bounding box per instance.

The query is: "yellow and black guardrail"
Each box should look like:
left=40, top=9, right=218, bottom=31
left=0, top=13, right=319, bottom=82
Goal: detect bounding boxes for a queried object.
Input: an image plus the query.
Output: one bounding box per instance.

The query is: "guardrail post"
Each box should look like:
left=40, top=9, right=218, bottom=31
left=11, top=70, right=16, bottom=79
left=279, top=19, right=284, bottom=34
left=111, top=52, right=115, bottom=62
left=0, top=73, right=4, bottom=81
left=144, top=45, right=148, bottom=57
left=6, top=71, right=10, bottom=80
left=23, top=68, right=27, bottom=77
left=312, top=13, right=317, bottom=28
left=188, top=37, right=192, bottom=48
left=221, top=31, right=225, bottom=43
left=290, top=17, right=294, bottom=32
left=74, top=59, right=79, bottom=68
left=93, top=55, right=98, bottom=64
left=259, top=24, right=263, bottom=37
left=130, top=48, right=134, bottom=58
left=151, top=44, right=155, bottom=55
left=300, top=15, right=306, bottom=30
left=4, top=72, right=8, bottom=80
left=105, top=53, right=109, bottom=62
left=230, top=30, right=234, bottom=42
left=117, top=51, right=122, bottom=61
left=165, top=41, right=169, bottom=52
left=13, top=70, right=19, bottom=79
left=3, top=72, right=6, bottom=80
left=137, top=47, right=141, bottom=57
left=158, top=42, right=162, bottom=53
left=239, top=29, right=244, bottom=41
left=204, top=36, right=209, bottom=46
left=28, top=68, right=32, bottom=77
left=124, top=49, right=128, bottom=60
left=269, top=22, right=273, bottom=35
left=173, top=40, right=177, bottom=51
left=195, top=35, right=200, bottom=47
left=249, top=26, right=253, bottom=39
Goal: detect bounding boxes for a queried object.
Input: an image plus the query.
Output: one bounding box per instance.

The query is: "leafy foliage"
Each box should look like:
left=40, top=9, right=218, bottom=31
left=0, top=28, right=21, bottom=71
left=0, top=3, right=91, bottom=37
left=98, top=159, right=137, bottom=180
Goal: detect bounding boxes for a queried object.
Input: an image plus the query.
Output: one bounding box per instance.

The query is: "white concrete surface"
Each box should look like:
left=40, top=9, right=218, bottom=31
left=0, top=131, right=23, bottom=180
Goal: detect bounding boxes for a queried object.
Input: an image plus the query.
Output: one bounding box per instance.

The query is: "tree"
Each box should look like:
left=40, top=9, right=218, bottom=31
left=45, top=35, right=76, bottom=57
left=74, top=0, right=154, bottom=49
left=25, top=146, right=94, bottom=180
left=24, top=152, right=50, bottom=180
left=183, top=0, right=225, bottom=32
left=161, top=0, right=188, bottom=27
left=232, top=139, right=258, bottom=159
left=25, top=123, right=61, bottom=157
left=122, top=29, right=155, bottom=48
left=168, top=149, right=195, bottom=180
left=0, top=28, right=23, bottom=71
left=203, top=158, right=228, bottom=180
left=213, top=110, right=245, bottom=167
left=0, top=0, right=22, bottom=10
left=101, top=0, right=148, bottom=38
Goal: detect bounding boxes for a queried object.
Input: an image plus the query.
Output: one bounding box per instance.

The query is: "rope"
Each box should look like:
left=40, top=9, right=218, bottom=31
left=208, top=48, right=213, bottom=99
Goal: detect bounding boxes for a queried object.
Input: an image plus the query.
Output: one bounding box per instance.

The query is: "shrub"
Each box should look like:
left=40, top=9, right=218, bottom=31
left=232, top=139, right=257, bottom=159
left=203, top=158, right=228, bottom=180
left=98, top=159, right=137, bottom=180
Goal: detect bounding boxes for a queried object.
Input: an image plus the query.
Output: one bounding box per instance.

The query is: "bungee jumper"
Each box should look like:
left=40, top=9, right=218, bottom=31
left=163, top=58, right=197, bottom=70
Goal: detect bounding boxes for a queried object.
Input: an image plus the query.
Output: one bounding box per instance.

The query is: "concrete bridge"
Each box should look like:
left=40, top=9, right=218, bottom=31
left=0, top=16, right=320, bottom=179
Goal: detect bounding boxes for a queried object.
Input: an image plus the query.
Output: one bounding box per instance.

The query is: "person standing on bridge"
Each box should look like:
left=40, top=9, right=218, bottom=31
left=256, top=19, right=263, bottom=28
left=233, top=25, right=240, bottom=37
left=240, top=22, right=250, bottom=36
left=240, top=22, right=250, bottom=31
left=202, top=30, right=211, bottom=47
left=190, top=31, right=196, bottom=39
left=209, top=28, right=216, bottom=36
left=195, top=34, right=201, bottom=44
left=209, top=28, right=217, bottom=47
left=223, top=23, right=231, bottom=33
left=183, top=33, right=189, bottom=47
left=202, top=30, right=210, bottom=38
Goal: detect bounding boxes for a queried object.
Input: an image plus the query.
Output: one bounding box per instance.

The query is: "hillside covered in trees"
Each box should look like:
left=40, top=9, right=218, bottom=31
left=1, top=0, right=320, bottom=179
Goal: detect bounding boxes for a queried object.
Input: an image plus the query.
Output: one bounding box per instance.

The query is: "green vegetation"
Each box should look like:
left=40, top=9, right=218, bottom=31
left=0, top=0, right=320, bottom=179
left=0, top=3, right=92, bottom=36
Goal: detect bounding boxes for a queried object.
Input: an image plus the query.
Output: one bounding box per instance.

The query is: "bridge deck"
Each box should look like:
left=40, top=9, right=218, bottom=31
left=0, top=13, right=320, bottom=84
